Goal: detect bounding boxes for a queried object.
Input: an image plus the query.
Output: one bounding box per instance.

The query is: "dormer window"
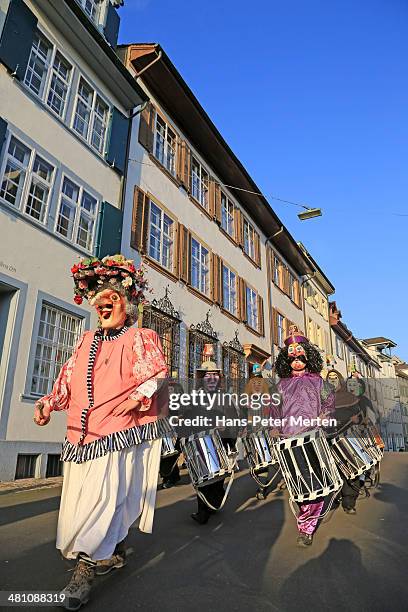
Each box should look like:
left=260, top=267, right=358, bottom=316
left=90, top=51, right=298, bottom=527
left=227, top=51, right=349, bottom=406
left=76, top=0, right=101, bottom=24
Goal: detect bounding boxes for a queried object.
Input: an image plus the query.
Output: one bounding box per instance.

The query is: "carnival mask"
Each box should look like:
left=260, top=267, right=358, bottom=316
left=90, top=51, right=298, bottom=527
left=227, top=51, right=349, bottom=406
left=288, top=343, right=307, bottom=372
left=92, top=289, right=127, bottom=330
left=203, top=371, right=220, bottom=393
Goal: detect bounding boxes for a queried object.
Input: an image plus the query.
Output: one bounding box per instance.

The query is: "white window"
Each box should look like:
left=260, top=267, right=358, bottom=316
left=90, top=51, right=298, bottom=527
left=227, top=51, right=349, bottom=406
left=73, top=78, right=110, bottom=154
left=277, top=313, right=285, bottom=347
left=273, top=256, right=280, bottom=285
left=0, top=136, right=54, bottom=223
left=246, top=287, right=258, bottom=330
left=191, top=157, right=209, bottom=209
left=191, top=238, right=209, bottom=295
left=56, top=176, right=98, bottom=250
left=221, top=193, right=234, bottom=236
left=148, top=201, right=174, bottom=270
left=31, top=303, right=83, bottom=396
left=222, top=265, right=237, bottom=316
left=24, top=33, right=72, bottom=119
left=243, top=218, right=256, bottom=259
left=288, top=273, right=295, bottom=301
left=76, top=0, right=101, bottom=23
left=154, top=115, right=177, bottom=176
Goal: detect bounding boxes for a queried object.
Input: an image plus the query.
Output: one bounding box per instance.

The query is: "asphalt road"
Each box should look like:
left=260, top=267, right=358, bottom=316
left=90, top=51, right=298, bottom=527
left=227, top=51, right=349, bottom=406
left=0, top=453, right=407, bottom=612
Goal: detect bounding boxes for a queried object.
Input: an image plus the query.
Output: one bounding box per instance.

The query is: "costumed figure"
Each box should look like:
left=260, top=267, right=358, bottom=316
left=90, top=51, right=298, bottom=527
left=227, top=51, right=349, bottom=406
left=33, top=255, right=170, bottom=610
left=272, top=325, right=335, bottom=547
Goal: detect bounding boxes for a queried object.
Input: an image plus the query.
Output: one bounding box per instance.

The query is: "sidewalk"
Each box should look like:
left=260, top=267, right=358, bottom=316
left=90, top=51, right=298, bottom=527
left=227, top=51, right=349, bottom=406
left=0, top=476, right=63, bottom=495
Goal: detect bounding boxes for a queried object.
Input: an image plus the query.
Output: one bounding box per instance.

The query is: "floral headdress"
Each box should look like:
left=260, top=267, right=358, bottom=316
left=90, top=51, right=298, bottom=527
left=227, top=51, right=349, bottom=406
left=71, top=254, right=148, bottom=306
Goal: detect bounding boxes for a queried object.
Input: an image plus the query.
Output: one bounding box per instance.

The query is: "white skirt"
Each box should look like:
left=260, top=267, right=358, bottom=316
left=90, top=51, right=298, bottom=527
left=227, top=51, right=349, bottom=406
left=56, top=439, right=161, bottom=561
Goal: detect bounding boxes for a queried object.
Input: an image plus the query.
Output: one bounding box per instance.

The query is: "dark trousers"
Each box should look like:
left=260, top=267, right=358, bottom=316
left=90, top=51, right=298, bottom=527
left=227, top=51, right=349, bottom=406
left=341, top=477, right=362, bottom=509
left=159, top=439, right=181, bottom=484
left=195, top=437, right=236, bottom=517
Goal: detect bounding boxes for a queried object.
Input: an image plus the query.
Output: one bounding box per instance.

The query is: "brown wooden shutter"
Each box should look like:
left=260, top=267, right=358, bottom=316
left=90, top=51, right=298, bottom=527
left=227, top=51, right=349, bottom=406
left=254, top=232, right=261, bottom=266
left=172, top=222, right=179, bottom=276
left=258, top=295, right=264, bottom=335
left=179, top=224, right=191, bottom=283
left=208, top=178, right=215, bottom=218
left=214, top=183, right=222, bottom=224
left=131, top=186, right=149, bottom=252
left=138, top=102, right=155, bottom=152
left=212, top=254, right=222, bottom=305
left=238, top=277, right=247, bottom=322
left=235, top=209, right=243, bottom=246
left=272, top=308, right=278, bottom=346
left=176, top=140, right=191, bottom=190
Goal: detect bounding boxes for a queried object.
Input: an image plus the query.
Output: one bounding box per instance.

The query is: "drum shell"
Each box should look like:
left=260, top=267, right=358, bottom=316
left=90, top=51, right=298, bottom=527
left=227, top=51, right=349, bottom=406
left=329, top=430, right=376, bottom=480
left=274, top=429, right=343, bottom=503
left=243, top=430, right=278, bottom=471
left=182, top=430, right=232, bottom=488
left=161, top=435, right=179, bottom=458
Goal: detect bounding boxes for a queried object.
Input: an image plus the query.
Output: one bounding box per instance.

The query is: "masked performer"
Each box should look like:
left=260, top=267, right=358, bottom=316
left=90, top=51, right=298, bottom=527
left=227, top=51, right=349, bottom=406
left=273, top=326, right=335, bottom=547
left=33, top=255, right=170, bottom=611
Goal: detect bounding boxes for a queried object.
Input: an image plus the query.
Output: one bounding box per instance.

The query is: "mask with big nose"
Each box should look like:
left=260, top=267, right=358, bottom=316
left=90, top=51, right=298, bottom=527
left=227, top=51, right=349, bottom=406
left=92, top=289, right=127, bottom=330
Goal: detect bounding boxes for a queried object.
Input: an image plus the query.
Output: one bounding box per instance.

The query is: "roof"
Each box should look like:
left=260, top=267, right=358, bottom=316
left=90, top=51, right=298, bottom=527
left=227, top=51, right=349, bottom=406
left=361, top=337, right=397, bottom=349
left=297, top=242, right=335, bottom=294
left=34, top=0, right=148, bottom=109
left=119, top=43, right=314, bottom=276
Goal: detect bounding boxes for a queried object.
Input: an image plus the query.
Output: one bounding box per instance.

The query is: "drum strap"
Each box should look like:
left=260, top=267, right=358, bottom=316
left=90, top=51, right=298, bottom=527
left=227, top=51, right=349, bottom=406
left=250, top=467, right=282, bottom=490
left=196, top=471, right=235, bottom=512
left=289, top=490, right=340, bottom=524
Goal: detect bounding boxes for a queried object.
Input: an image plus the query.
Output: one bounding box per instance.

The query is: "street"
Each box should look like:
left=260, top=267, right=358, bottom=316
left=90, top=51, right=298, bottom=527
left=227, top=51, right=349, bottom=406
left=0, top=453, right=407, bottom=612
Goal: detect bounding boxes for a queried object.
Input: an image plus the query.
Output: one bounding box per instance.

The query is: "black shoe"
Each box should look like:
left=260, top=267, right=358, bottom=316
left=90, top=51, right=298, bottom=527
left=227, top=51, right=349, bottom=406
left=162, top=480, right=175, bottom=489
left=343, top=507, right=356, bottom=515
left=297, top=533, right=313, bottom=547
left=191, top=512, right=209, bottom=525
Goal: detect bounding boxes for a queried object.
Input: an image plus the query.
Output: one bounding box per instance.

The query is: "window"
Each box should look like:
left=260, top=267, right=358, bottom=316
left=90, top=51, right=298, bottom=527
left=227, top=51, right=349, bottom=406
left=221, top=193, right=234, bottom=236
left=46, top=455, right=63, bottom=477
left=0, top=136, right=54, bottom=223
left=76, top=0, right=100, bottom=23
left=288, top=273, right=295, bottom=301
left=246, top=287, right=258, bottom=330
left=73, top=78, right=110, bottom=154
left=154, top=115, right=177, bottom=176
left=24, top=33, right=72, bottom=118
left=243, top=218, right=255, bottom=260
left=191, top=157, right=209, bottom=209
left=31, top=303, right=83, bottom=396
left=277, top=313, right=285, bottom=347
left=222, top=265, right=237, bottom=316
left=273, top=256, right=280, bottom=285
left=148, top=202, right=174, bottom=270
left=191, top=238, right=209, bottom=295
left=56, top=176, right=98, bottom=249
left=15, top=455, right=38, bottom=480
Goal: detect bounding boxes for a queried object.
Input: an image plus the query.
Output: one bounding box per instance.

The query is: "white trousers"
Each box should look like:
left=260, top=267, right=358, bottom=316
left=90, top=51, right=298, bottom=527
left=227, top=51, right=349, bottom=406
left=56, top=439, right=161, bottom=561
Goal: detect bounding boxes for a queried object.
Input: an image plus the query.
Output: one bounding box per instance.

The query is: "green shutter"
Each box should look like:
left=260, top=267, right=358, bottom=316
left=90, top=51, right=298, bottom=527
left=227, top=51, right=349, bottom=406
left=0, top=0, right=37, bottom=81
left=95, top=201, right=123, bottom=258
left=104, top=2, right=120, bottom=49
left=105, top=107, right=129, bottom=175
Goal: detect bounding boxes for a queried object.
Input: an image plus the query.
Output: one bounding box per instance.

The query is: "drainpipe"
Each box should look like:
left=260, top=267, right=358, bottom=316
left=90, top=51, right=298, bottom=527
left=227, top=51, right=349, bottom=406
left=265, top=227, right=284, bottom=377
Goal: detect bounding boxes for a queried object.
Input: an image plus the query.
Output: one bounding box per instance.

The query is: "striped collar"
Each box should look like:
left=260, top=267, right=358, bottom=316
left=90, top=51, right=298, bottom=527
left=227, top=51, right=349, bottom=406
left=94, top=326, right=129, bottom=341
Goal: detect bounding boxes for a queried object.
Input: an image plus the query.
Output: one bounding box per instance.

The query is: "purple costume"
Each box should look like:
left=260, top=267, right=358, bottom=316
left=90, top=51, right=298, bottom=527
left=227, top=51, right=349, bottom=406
left=273, top=372, right=335, bottom=535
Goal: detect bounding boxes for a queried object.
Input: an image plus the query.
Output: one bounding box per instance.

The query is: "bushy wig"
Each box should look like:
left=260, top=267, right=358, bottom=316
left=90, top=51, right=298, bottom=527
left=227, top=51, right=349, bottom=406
left=275, top=342, right=323, bottom=378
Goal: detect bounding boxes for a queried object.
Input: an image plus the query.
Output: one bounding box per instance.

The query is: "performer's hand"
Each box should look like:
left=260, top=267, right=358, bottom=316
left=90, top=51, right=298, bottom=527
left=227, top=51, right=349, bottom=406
left=33, top=403, right=51, bottom=426
left=113, top=398, right=142, bottom=416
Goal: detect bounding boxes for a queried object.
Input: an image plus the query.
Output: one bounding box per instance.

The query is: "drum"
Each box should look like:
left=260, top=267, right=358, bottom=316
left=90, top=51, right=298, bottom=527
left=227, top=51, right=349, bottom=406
left=161, top=435, right=179, bottom=458
left=274, top=428, right=343, bottom=503
left=329, top=428, right=376, bottom=480
left=181, top=430, right=232, bottom=488
left=243, top=430, right=278, bottom=471
left=351, top=424, right=383, bottom=463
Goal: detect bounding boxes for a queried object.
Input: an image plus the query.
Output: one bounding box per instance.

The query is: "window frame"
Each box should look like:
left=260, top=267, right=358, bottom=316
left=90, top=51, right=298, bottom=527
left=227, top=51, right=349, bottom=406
left=243, top=217, right=256, bottom=260
left=153, top=112, right=177, bottom=177
left=190, top=236, right=210, bottom=296
left=54, top=172, right=99, bottom=251
left=76, top=0, right=102, bottom=25
left=24, top=30, right=74, bottom=122
left=190, top=156, right=209, bottom=210
left=147, top=197, right=176, bottom=272
left=71, top=75, right=111, bottom=156
left=246, top=285, right=259, bottom=331
left=0, top=132, right=56, bottom=225
left=221, top=263, right=238, bottom=317
left=220, top=191, right=235, bottom=238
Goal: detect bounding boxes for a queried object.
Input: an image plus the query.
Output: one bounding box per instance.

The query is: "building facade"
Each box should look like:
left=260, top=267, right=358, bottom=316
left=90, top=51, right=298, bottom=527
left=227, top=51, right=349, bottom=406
left=0, top=0, right=146, bottom=480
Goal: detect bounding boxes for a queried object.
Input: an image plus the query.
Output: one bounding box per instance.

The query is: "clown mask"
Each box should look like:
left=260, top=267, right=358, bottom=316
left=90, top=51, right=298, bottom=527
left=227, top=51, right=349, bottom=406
left=91, top=289, right=127, bottom=330
left=288, top=342, right=307, bottom=372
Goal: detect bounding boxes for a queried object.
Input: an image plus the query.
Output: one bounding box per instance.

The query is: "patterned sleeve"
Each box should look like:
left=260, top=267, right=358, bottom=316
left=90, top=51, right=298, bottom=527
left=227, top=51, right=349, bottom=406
left=35, top=332, right=87, bottom=413
left=320, top=380, right=335, bottom=416
left=129, top=328, right=168, bottom=411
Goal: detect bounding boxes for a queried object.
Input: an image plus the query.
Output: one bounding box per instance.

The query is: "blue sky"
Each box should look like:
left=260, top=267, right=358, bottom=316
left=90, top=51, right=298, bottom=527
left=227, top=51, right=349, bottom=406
left=119, top=0, right=407, bottom=361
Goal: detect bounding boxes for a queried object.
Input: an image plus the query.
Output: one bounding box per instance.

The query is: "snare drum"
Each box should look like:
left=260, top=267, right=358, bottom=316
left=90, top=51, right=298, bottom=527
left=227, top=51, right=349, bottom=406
left=243, top=430, right=278, bottom=471
left=181, top=430, right=231, bottom=488
left=274, top=428, right=343, bottom=502
left=351, top=424, right=383, bottom=463
left=329, top=428, right=376, bottom=480
left=161, top=435, right=179, bottom=458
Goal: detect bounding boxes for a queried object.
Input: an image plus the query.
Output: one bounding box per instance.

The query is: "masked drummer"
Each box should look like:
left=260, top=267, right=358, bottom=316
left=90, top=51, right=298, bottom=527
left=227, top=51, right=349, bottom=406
left=272, top=326, right=335, bottom=547
left=188, top=346, right=238, bottom=525
left=33, top=254, right=170, bottom=610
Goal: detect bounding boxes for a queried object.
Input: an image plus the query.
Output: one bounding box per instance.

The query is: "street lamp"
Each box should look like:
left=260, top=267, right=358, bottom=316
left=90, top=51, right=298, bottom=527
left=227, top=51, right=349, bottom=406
left=298, top=207, right=322, bottom=221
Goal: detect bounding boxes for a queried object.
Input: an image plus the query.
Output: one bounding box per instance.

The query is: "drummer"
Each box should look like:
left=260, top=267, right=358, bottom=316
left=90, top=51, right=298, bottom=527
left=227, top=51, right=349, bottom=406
left=159, top=380, right=184, bottom=489
left=189, top=346, right=238, bottom=525
left=272, top=326, right=335, bottom=547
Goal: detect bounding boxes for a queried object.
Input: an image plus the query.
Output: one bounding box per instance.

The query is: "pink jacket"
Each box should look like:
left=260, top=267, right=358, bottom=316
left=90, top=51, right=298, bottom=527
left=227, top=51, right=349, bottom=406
left=37, top=327, right=168, bottom=445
